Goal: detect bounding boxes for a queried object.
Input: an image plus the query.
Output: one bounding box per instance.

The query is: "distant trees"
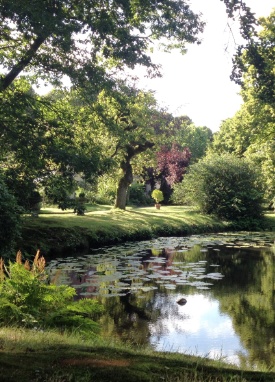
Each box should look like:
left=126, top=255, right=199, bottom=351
left=0, top=75, right=208, bottom=213
left=157, top=144, right=191, bottom=186
left=141, top=114, right=212, bottom=204
left=155, top=144, right=191, bottom=203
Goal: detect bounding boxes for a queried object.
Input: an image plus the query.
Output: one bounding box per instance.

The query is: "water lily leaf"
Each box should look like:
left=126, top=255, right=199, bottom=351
left=164, top=284, right=176, bottom=290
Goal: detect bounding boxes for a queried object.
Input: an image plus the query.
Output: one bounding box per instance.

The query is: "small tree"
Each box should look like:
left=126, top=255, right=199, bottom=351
left=182, top=154, right=264, bottom=221
left=151, top=189, right=164, bottom=204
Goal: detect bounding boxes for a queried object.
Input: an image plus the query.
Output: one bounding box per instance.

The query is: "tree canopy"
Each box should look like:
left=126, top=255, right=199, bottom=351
left=232, top=9, right=275, bottom=107
left=0, top=0, right=205, bottom=92
left=0, top=0, right=258, bottom=94
left=211, top=9, right=275, bottom=204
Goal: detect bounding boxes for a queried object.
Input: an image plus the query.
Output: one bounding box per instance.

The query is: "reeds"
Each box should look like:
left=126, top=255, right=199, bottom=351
left=0, top=249, right=46, bottom=281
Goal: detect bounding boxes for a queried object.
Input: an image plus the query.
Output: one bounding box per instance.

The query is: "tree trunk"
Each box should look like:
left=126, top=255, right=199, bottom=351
left=114, top=141, right=154, bottom=210
left=114, top=160, right=133, bottom=210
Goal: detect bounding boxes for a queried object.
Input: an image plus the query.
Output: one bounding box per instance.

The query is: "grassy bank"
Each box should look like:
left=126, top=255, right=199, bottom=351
left=18, top=205, right=229, bottom=257
left=0, top=327, right=274, bottom=382
left=19, top=204, right=275, bottom=258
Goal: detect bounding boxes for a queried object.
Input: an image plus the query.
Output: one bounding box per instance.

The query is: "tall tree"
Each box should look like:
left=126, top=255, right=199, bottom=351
left=0, top=1, right=257, bottom=94
left=0, top=0, right=204, bottom=92
left=65, top=83, right=163, bottom=209
left=211, top=10, right=275, bottom=204
left=96, top=87, right=161, bottom=210
left=231, top=9, right=275, bottom=107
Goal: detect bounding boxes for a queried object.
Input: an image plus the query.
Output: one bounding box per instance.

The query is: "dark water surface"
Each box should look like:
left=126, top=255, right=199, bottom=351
left=48, top=232, right=275, bottom=370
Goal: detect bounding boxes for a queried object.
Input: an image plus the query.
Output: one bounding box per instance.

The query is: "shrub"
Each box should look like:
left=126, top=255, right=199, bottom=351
left=0, top=175, right=22, bottom=257
left=0, top=251, right=104, bottom=333
left=171, top=182, right=187, bottom=205
left=128, top=183, right=152, bottom=206
left=182, top=153, right=264, bottom=220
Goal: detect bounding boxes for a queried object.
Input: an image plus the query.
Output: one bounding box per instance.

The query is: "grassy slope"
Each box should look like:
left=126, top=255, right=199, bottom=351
left=0, top=328, right=274, bottom=382
left=19, top=205, right=231, bottom=257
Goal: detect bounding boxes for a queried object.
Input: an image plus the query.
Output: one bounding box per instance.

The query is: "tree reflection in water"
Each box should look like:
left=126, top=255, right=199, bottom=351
left=48, top=233, right=275, bottom=370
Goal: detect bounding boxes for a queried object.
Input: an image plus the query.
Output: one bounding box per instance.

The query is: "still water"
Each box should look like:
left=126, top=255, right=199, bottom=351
left=48, top=232, right=275, bottom=370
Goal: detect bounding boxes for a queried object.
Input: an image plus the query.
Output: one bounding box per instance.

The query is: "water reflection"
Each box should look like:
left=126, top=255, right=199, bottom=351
left=150, top=293, right=246, bottom=366
left=47, top=232, right=275, bottom=370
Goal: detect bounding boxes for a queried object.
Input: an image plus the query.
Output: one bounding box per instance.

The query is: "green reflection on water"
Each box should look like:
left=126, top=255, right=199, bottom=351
left=48, top=232, right=275, bottom=371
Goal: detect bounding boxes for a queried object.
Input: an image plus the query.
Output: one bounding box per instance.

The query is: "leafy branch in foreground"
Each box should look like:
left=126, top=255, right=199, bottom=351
left=0, top=250, right=104, bottom=334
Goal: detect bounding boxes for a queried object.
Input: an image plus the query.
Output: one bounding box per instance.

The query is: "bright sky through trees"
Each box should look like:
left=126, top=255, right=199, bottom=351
left=136, top=0, right=275, bottom=132
left=33, top=0, right=274, bottom=132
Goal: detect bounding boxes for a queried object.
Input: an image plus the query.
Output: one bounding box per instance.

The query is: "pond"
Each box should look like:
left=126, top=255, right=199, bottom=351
left=47, top=232, right=275, bottom=370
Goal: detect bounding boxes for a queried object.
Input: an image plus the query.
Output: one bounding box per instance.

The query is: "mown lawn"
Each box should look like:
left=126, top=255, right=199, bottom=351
left=19, top=205, right=230, bottom=257
left=19, top=204, right=275, bottom=258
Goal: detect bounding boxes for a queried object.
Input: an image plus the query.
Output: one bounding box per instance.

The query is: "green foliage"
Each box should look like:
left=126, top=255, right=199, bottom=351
left=0, top=252, right=104, bottom=333
left=232, top=10, right=275, bottom=105
left=151, top=189, right=164, bottom=204
left=0, top=0, right=204, bottom=92
left=44, top=173, right=77, bottom=210
left=128, top=183, right=152, bottom=206
left=182, top=154, right=264, bottom=221
left=95, top=174, right=118, bottom=205
left=171, top=182, right=187, bottom=206
left=210, top=66, right=275, bottom=204
left=0, top=175, right=22, bottom=256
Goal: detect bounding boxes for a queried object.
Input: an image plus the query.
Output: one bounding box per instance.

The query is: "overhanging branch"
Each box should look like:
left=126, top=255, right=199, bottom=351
left=0, top=35, right=47, bottom=91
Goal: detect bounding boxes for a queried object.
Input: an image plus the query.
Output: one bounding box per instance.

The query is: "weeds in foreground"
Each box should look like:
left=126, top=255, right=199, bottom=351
left=0, top=252, right=103, bottom=333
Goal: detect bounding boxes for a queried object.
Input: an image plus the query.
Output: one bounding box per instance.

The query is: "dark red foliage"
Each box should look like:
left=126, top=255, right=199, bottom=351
left=157, top=143, right=191, bottom=186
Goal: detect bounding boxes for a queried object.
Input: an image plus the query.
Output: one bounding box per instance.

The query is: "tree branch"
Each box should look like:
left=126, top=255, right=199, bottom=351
left=0, top=35, right=47, bottom=91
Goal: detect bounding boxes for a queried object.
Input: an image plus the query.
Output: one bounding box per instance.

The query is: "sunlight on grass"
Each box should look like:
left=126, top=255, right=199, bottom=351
left=22, top=205, right=227, bottom=243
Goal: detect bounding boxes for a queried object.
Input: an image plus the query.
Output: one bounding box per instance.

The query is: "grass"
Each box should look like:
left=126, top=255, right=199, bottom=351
left=19, top=204, right=275, bottom=258
left=0, top=327, right=274, bottom=382
left=19, top=204, right=231, bottom=257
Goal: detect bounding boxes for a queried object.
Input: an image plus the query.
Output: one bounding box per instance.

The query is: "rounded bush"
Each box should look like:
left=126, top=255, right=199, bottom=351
left=182, top=154, right=264, bottom=220
left=151, top=189, right=164, bottom=204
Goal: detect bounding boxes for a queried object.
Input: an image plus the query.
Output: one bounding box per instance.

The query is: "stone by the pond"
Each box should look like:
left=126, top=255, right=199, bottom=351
left=177, top=298, right=187, bottom=305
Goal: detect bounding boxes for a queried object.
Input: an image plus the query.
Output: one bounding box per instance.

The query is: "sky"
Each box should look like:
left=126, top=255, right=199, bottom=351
left=150, top=293, right=246, bottom=366
left=135, top=0, right=275, bottom=132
